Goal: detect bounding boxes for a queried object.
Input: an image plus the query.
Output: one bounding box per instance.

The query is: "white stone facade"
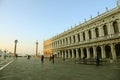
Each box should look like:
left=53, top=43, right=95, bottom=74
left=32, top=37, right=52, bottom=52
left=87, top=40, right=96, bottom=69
left=51, top=7, right=120, bottom=61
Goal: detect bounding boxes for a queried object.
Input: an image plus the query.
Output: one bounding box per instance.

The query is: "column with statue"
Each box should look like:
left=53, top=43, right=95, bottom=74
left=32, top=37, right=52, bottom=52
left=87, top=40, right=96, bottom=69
left=36, top=41, right=39, bottom=58
left=14, top=40, right=18, bottom=59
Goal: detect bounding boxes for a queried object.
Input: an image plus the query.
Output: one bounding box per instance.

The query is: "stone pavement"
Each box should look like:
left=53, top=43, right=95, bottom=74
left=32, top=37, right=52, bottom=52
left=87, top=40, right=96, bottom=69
left=0, top=58, right=120, bottom=80
left=0, top=58, right=14, bottom=70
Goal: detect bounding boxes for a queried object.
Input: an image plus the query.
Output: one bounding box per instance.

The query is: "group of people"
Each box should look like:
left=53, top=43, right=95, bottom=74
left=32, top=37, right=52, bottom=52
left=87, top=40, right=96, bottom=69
left=82, top=55, right=101, bottom=66
left=41, top=54, right=55, bottom=64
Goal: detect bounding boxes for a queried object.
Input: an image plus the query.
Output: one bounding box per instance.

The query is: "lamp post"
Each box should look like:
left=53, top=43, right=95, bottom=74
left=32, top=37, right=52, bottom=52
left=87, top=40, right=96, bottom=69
left=14, top=40, right=18, bottom=58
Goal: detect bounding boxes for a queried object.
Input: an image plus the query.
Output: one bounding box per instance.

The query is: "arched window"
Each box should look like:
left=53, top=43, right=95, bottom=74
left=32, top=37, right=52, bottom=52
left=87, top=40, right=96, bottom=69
left=77, top=34, right=80, bottom=42
left=88, top=30, right=92, bottom=39
left=113, top=21, right=119, bottom=33
left=103, top=25, right=108, bottom=36
left=73, top=35, right=75, bottom=43
left=69, top=37, right=71, bottom=44
left=66, top=38, right=68, bottom=44
left=83, top=32, right=85, bottom=40
left=95, top=28, right=99, bottom=37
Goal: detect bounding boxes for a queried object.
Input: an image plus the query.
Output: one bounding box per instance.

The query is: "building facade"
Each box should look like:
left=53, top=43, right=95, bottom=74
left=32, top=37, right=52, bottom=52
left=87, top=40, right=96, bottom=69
left=43, top=39, right=52, bottom=57
left=44, top=6, right=120, bottom=61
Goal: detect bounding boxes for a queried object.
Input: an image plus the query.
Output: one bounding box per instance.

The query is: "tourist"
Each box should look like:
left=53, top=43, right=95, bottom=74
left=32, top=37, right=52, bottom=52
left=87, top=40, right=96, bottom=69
left=52, top=55, right=54, bottom=64
left=96, top=56, right=100, bottom=66
left=41, top=55, right=44, bottom=63
left=83, top=56, right=86, bottom=64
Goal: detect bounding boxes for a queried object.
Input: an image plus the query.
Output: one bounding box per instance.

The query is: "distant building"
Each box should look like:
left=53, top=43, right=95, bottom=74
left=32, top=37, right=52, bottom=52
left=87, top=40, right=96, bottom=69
left=44, top=6, right=120, bottom=61
left=43, top=39, right=52, bottom=57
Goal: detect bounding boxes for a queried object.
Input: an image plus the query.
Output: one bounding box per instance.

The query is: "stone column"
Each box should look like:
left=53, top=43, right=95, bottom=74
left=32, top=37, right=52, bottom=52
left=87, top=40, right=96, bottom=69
left=85, top=31, right=89, bottom=40
left=107, top=22, right=114, bottom=35
left=14, top=40, right=18, bottom=58
left=111, top=43, right=117, bottom=60
left=65, top=50, right=67, bottom=59
left=72, top=49, right=74, bottom=58
left=80, top=32, right=83, bottom=41
left=62, top=51, right=64, bottom=58
left=76, top=49, right=79, bottom=58
left=91, top=28, right=96, bottom=39
left=86, top=47, right=90, bottom=59
left=116, top=19, right=120, bottom=32
left=62, top=39, right=63, bottom=45
left=93, top=46, right=97, bottom=59
left=56, top=52, right=58, bottom=58
left=68, top=50, right=71, bottom=58
left=98, top=26, right=104, bottom=37
left=60, top=52, right=62, bottom=58
left=101, top=45, right=106, bottom=59
left=36, top=41, right=38, bottom=57
left=75, top=34, right=78, bottom=43
left=81, top=48, right=84, bottom=58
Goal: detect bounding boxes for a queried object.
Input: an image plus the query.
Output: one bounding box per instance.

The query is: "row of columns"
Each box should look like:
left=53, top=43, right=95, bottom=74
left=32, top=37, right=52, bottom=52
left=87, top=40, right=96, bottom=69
left=55, top=43, right=117, bottom=60
left=53, top=20, right=120, bottom=47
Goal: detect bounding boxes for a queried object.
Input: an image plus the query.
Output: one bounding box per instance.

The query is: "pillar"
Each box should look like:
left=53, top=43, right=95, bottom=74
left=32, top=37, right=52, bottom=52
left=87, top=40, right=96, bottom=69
left=14, top=40, right=18, bottom=58
left=107, top=22, right=114, bottom=35
left=85, top=31, right=89, bottom=40
left=76, top=49, right=79, bottom=58
left=72, top=49, right=74, bottom=58
left=98, top=26, right=104, bottom=37
left=116, top=19, right=120, bottom=32
left=68, top=50, right=71, bottom=58
left=86, top=47, right=90, bottom=59
left=36, top=41, right=38, bottom=57
left=75, top=34, right=78, bottom=43
left=93, top=46, right=97, bottom=59
left=80, top=33, right=83, bottom=41
left=81, top=48, right=84, bottom=58
left=62, top=51, right=64, bottom=58
left=91, top=28, right=96, bottom=39
left=65, top=50, right=67, bottom=58
left=101, top=45, right=106, bottom=59
left=111, top=43, right=117, bottom=60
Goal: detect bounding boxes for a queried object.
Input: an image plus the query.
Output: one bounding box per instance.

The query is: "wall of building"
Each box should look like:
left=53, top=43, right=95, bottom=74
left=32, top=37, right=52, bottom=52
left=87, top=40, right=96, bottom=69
left=51, top=7, right=120, bottom=61
left=43, top=39, right=52, bottom=57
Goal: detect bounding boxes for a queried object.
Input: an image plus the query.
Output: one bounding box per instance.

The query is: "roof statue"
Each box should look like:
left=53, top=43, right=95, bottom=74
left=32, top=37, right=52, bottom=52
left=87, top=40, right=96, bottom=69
left=117, top=0, right=120, bottom=8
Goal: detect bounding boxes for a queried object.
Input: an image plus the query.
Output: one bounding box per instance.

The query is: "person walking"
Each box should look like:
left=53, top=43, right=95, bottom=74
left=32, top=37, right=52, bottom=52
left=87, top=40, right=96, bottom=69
left=52, top=55, right=54, bottom=64
left=27, top=55, right=31, bottom=60
left=83, top=56, right=86, bottom=64
left=96, top=55, right=100, bottom=66
left=41, top=55, right=44, bottom=63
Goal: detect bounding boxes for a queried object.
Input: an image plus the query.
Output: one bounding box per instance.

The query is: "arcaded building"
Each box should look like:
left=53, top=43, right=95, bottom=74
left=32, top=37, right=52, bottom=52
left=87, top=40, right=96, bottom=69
left=51, top=6, right=120, bottom=61
left=43, top=39, right=52, bottom=57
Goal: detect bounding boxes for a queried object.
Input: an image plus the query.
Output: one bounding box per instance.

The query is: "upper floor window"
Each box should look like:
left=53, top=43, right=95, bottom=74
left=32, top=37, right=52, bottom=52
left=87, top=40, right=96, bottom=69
left=113, top=21, right=119, bottom=33
left=83, top=32, right=85, bottom=40
left=77, top=34, right=80, bottom=42
left=88, top=30, right=92, bottom=39
left=73, top=35, right=75, bottom=43
left=66, top=38, right=68, bottom=44
left=103, top=25, right=108, bottom=36
left=95, top=28, right=99, bottom=37
left=69, top=37, right=71, bottom=44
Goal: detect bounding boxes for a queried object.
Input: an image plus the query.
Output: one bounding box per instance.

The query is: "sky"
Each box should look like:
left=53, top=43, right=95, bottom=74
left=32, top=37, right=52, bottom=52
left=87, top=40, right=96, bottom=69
left=0, top=0, right=117, bottom=55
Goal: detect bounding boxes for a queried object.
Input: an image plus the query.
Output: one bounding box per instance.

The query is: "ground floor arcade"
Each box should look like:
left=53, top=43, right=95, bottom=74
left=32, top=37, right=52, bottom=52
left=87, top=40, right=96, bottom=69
left=54, top=40, right=120, bottom=61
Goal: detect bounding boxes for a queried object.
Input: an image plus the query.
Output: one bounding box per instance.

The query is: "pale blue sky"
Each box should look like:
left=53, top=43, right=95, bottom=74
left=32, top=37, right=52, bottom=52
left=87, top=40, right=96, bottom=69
left=0, top=0, right=117, bottom=55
